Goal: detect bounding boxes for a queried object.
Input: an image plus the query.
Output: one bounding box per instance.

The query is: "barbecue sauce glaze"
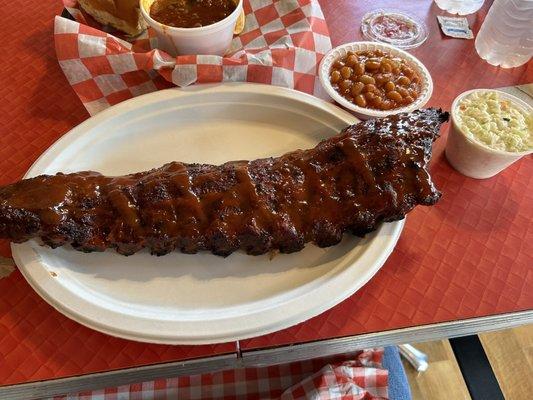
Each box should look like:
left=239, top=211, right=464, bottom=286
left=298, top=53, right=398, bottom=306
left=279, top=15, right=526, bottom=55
left=0, top=109, right=448, bottom=257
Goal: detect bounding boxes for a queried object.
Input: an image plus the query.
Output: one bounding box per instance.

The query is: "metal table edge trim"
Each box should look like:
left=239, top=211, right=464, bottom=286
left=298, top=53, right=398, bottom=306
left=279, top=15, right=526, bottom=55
left=2, top=310, right=531, bottom=400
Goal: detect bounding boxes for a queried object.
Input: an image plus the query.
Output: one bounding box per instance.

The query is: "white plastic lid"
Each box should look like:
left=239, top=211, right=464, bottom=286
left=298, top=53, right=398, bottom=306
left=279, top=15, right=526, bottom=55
left=361, top=9, right=428, bottom=50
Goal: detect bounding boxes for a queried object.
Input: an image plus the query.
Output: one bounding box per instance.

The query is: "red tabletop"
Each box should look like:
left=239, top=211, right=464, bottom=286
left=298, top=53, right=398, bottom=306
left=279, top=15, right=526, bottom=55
left=1, top=0, right=532, bottom=387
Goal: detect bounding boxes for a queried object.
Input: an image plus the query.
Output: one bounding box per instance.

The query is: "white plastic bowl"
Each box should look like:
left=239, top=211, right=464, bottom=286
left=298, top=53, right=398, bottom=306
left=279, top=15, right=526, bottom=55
left=319, top=41, right=433, bottom=120
left=140, top=0, right=243, bottom=56
left=445, top=89, right=533, bottom=179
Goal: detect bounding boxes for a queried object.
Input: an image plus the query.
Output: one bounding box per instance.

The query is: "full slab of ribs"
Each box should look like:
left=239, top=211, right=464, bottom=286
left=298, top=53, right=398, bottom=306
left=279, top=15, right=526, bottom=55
left=0, top=109, right=448, bottom=257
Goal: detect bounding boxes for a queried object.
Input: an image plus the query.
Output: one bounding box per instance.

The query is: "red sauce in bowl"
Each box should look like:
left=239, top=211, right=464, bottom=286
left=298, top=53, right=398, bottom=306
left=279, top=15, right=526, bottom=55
left=150, top=0, right=237, bottom=28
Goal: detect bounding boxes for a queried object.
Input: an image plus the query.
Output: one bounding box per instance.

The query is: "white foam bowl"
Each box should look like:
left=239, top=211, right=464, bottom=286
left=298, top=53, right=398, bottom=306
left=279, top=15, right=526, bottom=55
left=140, top=0, right=243, bottom=56
left=319, top=41, right=433, bottom=120
left=445, top=89, right=533, bottom=179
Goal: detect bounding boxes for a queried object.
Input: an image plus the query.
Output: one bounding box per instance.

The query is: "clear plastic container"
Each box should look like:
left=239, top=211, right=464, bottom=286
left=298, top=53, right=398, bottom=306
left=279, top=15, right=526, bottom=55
left=434, top=0, right=485, bottom=15
left=360, top=10, right=428, bottom=49
left=475, top=0, right=533, bottom=68
left=140, top=0, right=243, bottom=56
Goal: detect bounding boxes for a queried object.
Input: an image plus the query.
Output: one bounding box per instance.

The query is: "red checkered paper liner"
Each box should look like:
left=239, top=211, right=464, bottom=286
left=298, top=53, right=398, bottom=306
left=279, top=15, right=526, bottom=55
left=49, top=349, right=387, bottom=400
left=54, top=0, right=332, bottom=115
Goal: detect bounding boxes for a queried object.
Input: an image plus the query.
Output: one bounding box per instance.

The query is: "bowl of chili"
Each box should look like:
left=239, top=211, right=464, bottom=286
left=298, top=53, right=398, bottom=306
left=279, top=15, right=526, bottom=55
left=140, top=0, right=243, bottom=56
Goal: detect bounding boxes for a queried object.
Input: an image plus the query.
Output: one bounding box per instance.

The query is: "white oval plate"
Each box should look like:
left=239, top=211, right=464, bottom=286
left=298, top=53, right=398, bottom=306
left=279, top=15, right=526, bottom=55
left=12, top=84, right=404, bottom=344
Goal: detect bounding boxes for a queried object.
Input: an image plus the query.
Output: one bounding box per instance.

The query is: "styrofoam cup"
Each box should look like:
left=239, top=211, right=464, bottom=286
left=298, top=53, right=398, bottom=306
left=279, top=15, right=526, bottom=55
left=445, top=89, right=532, bottom=179
left=140, top=0, right=243, bottom=56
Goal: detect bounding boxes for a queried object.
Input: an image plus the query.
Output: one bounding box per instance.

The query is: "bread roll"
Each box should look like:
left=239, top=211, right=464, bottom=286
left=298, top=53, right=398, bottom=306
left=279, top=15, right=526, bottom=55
left=78, top=0, right=146, bottom=36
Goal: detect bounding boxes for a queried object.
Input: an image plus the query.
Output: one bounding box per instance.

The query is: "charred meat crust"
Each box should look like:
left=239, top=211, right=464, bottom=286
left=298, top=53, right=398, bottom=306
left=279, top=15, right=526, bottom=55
left=0, top=109, right=449, bottom=257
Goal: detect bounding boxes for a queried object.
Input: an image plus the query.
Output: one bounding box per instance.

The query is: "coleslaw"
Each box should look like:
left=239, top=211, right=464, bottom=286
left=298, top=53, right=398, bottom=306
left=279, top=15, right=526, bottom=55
left=456, top=91, right=532, bottom=152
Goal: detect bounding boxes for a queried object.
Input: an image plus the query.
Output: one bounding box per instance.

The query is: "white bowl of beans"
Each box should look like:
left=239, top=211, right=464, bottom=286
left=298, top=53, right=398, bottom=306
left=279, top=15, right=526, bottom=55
left=319, top=41, right=433, bottom=120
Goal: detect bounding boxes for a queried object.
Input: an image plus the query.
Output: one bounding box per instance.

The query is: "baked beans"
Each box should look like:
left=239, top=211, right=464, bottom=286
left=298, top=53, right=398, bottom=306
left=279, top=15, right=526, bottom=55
left=329, top=49, right=422, bottom=110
